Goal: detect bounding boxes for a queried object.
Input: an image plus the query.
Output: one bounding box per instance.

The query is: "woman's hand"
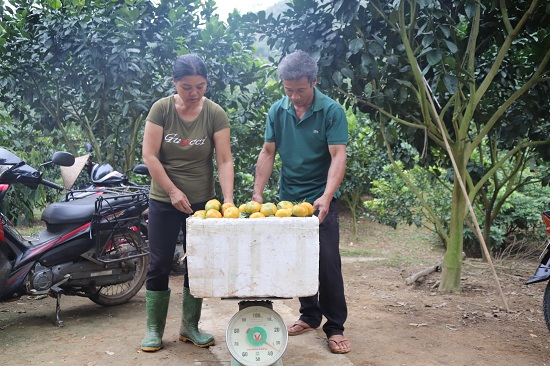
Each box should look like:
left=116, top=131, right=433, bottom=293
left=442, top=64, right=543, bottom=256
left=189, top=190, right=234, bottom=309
left=169, top=188, right=193, bottom=214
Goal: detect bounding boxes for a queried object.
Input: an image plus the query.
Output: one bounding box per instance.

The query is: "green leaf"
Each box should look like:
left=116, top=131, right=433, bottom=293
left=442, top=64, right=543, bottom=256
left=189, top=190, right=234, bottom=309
left=396, top=79, right=414, bottom=88
left=364, top=82, right=373, bottom=98
left=360, top=53, right=372, bottom=75
left=387, top=55, right=398, bottom=66
left=349, top=38, right=364, bottom=54
left=417, top=0, right=433, bottom=8
left=49, top=0, right=62, bottom=9
left=438, top=25, right=451, bottom=38
left=422, top=34, right=435, bottom=48
left=443, top=74, right=458, bottom=94
left=332, top=70, right=343, bottom=86
left=426, top=49, right=442, bottom=65
left=341, top=67, right=354, bottom=80
left=367, top=42, right=384, bottom=57
left=465, top=1, right=477, bottom=19
left=444, top=40, right=458, bottom=54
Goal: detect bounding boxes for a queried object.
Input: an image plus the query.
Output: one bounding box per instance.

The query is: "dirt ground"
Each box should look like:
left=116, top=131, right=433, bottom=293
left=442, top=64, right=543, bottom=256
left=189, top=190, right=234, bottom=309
left=1, top=211, right=550, bottom=366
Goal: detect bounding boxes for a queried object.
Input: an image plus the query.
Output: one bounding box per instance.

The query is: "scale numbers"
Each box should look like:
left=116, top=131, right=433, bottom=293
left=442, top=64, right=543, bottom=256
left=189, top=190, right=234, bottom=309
left=226, top=305, right=288, bottom=366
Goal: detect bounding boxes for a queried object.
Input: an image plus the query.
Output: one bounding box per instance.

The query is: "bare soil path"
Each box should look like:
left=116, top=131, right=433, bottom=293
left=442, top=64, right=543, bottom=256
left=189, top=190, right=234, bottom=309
left=1, top=212, right=550, bottom=365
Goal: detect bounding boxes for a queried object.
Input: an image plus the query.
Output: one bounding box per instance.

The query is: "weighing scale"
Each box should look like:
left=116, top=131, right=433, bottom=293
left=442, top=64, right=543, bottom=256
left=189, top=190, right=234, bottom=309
left=185, top=216, right=319, bottom=366
left=226, top=300, right=288, bottom=366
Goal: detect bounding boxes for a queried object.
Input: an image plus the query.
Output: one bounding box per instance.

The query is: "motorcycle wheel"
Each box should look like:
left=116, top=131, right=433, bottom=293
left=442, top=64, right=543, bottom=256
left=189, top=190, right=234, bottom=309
left=543, top=281, right=550, bottom=331
left=88, top=228, right=149, bottom=306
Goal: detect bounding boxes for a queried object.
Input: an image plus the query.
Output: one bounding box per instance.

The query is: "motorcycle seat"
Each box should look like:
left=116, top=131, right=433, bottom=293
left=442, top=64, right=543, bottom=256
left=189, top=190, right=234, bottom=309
left=41, top=195, right=98, bottom=225
left=42, top=193, right=136, bottom=225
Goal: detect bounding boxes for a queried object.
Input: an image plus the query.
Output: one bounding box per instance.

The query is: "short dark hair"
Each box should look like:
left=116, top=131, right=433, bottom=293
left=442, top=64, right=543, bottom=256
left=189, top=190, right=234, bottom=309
left=172, top=54, right=208, bottom=81
left=278, top=50, right=318, bottom=83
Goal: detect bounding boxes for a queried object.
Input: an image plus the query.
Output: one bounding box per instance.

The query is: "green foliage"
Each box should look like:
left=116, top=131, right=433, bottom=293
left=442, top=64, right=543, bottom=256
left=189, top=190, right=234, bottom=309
left=0, top=144, right=65, bottom=225
left=366, top=161, right=451, bottom=240
left=368, top=159, right=550, bottom=256
left=464, top=178, right=550, bottom=257
left=339, top=111, right=388, bottom=240
left=0, top=0, right=266, bottom=173
left=496, top=185, right=550, bottom=237
left=0, top=102, right=17, bottom=147
left=0, top=0, right=282, bottom=210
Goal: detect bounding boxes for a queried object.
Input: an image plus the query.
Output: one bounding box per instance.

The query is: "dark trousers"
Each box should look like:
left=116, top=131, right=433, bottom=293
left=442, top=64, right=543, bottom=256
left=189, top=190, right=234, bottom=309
left=145, top=198, right=205, bottom=291
left=298, top=200, right=347, bottom=338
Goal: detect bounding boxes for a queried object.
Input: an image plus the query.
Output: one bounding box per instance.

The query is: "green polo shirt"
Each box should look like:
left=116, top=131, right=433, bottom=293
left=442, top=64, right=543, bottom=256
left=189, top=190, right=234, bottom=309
left=264, top=87, right=348, bottom=203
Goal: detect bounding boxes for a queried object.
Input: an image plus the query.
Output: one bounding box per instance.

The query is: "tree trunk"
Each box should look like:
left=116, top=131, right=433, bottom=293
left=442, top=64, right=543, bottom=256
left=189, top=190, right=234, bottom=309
left=439, top=153, right=467, bottom=292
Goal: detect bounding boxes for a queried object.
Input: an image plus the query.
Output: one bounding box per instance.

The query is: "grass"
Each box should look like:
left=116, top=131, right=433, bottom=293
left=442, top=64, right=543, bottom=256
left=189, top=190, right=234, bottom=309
left=340, top=248, right=379, bottom=257
left=337, top=208, right=444, bottom=268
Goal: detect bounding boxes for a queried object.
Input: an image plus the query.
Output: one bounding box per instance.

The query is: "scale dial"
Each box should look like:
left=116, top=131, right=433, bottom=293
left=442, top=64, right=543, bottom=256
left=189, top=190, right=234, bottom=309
left=226, top=305, right=288, bottom=366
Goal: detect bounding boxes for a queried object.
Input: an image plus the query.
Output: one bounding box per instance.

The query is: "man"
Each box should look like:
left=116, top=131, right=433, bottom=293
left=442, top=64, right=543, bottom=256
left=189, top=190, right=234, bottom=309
left=252, top=50, right=351, bottom=354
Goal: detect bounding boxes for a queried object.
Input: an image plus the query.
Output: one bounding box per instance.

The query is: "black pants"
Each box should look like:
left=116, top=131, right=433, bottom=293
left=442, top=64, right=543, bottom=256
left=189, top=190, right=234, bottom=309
left=145, top=198, right=206, bottom=291
left=298, top=200, right=348, bottom=338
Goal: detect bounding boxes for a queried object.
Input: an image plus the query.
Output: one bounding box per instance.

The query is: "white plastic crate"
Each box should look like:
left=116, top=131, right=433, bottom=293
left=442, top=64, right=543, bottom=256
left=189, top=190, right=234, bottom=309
left=186, top=217, right=319, bottom=298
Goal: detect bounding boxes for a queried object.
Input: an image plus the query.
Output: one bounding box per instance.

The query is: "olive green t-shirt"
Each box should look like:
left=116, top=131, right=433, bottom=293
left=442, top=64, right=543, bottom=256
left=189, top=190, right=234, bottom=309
left=146, top=96, right=230, bottom=204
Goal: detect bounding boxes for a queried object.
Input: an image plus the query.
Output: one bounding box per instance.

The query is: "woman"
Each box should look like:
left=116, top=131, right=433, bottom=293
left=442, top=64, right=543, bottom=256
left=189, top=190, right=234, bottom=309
left=140, top=54, right=234, bottom=352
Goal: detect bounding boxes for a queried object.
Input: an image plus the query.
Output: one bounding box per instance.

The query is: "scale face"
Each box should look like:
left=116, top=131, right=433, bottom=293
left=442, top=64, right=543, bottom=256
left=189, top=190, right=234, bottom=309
left=226, top=305, right=288, bottom=366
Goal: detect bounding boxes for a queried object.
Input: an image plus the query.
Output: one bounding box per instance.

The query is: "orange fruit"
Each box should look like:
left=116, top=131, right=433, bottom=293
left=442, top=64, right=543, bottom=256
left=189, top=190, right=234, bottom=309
left=221, top=202, right=236, bottom=215
left=249, top=212, right=265, bottom=218
left=223, top=206, right=240, bottom=218
left=260, top=202, right=278, bottom=217
left=291, top=204, right=308, bottom=217
left=238, top=203, right=247, bottom=212
left=245, top=201, right=261, bottom=215
left=193, top=210, right=206, bottom=219
left=205, top=199, right=221, bottom=212
left=275, top=208, right=291, bottom=217
left=277, top=201, right=294, bottom=210
left=300, top=202, right=314, bottom=216
left=205, top=209, right=222, bottom=218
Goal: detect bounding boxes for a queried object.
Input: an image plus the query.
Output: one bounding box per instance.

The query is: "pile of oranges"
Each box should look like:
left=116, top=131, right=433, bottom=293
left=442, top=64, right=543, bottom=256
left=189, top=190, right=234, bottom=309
left=192, top=199, right=314, bottom=219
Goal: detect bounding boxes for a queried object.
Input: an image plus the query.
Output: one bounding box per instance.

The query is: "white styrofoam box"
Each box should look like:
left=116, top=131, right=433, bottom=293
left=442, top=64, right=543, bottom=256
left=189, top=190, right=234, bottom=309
left=186, top=216, right=319, bottom=298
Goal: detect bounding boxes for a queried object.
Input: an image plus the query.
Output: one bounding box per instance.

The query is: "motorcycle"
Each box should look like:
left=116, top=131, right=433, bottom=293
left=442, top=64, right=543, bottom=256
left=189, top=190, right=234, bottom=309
left=59, top=142, right=148, bottom=194
left=62, top=143, right=186, bottom=273
left=0, top=148, right=149, bottom=326
left=525, top=204, right=550, bottom=330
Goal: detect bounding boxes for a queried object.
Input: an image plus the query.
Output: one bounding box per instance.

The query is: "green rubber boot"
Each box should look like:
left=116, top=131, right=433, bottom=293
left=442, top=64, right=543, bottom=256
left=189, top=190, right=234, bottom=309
left=179, top=287, right=215, bottom=347
left=141, top=289, right=171, bottom=352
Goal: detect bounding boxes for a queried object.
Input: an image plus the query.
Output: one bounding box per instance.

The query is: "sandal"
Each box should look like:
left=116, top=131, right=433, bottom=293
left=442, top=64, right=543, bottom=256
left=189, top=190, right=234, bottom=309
left=287, top=320, right=316, bottom=336
left=328, top=335, right=351, bottom=354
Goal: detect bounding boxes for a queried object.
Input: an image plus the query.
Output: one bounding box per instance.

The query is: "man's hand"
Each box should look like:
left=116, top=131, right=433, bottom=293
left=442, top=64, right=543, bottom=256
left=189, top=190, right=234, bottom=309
left=313, top=195, right=332, bottom=223
left=251, top=193, right=263, bottom=204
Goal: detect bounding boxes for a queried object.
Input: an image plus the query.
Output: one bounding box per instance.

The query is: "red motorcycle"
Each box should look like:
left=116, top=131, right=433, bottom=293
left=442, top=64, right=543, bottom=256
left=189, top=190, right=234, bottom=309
left=0, top=148, right=149, bottom=326
left=525, top=205, right=550, bottom=330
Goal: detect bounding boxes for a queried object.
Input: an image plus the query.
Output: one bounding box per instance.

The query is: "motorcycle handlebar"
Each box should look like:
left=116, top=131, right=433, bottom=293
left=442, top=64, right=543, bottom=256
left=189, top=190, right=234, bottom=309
left=41, top=178, right=65, bottom=191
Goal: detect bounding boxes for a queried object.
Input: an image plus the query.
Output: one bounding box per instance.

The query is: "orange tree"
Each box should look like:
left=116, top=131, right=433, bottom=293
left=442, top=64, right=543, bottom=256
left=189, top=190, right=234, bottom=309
left=251, top=0, right=550, bottom=292
left=0, top=0, right=271, bottom=218
left=0, top=0, right=263, bottom=172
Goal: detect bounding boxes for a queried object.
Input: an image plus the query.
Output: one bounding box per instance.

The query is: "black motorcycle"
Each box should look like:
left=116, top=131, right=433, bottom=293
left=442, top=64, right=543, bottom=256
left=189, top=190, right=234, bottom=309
left=0, top=148, right=149, bottom=326
left=64, top=143, right=185, bottom=273
left=525, top=204, right=550, bottom=330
